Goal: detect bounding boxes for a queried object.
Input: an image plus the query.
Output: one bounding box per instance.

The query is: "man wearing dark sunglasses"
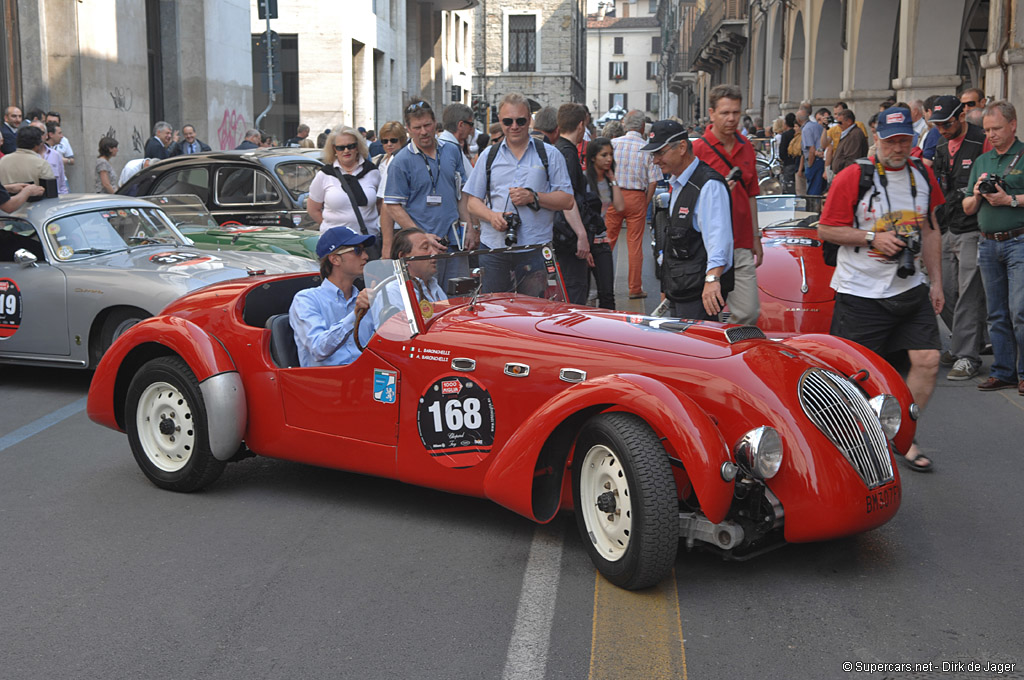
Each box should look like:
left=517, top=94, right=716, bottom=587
left=932, top=95, right=994, bottom=382
left=382, top=98, right=475, bottom=281
left=464, top=92, right=574, bottom=294
left=289, top=226, right=377, bottom=367
left=960, top=88, right=986, bottom=111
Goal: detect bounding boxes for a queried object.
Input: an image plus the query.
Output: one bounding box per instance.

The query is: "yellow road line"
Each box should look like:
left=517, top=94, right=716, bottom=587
left=589, top=569, right=688, bottom=680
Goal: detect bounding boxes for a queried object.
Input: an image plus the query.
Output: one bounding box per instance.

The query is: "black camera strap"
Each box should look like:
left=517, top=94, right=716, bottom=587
left=702, top=137, right=739, bottom=175
left=1003, top=147, right=1024, bottom=173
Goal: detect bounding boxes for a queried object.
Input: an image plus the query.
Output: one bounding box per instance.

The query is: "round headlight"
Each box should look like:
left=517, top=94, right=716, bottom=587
left=733, top=426, right=784, bottom=480
left=868, top=394, right=902, bottom=440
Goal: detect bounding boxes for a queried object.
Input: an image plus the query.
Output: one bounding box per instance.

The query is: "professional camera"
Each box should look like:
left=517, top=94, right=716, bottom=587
left=725, top=166, right=743, bottom=183
left=978, top=174, right=1010, bottom=195
left=892, top=232, right=922, bottom=279
left=502, top=211, right=521, bottom=246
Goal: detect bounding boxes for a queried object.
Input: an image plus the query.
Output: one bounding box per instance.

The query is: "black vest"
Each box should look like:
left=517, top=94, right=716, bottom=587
left=934, top=122, right=987, bottom=234
left=660, top=161, right=735, bottom=303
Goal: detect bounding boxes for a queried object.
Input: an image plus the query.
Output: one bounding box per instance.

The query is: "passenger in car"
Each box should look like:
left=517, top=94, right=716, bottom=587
left=364, top=226, right=447, bottom=336
left=289, top=226, right=377, bottom=367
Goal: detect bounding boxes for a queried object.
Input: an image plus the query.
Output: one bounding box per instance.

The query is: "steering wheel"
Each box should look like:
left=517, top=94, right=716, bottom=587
left=353, top=273, right=400, bottom=351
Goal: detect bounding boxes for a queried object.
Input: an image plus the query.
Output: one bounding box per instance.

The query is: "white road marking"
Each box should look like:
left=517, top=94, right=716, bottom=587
left=501, top=523, right=564, bottom=680
left=0, top=397, right=88, bottom=452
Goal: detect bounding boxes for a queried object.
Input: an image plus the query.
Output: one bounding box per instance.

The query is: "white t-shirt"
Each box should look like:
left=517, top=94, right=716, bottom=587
left=309, top=160, right=381, bottom=235
left=827, top=164, right=935, bottom=299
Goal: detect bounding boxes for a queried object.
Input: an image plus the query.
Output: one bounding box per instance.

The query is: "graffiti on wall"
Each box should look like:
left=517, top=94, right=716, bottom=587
left=131, top=127, right=144, bottom=153
left=217, top=109, right=246, bottom=150
left=109, top=87, right=133, bottom=112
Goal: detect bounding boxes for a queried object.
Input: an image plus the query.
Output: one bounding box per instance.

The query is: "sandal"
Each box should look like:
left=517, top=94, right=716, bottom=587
left=899, top=447, right=933, bottom=473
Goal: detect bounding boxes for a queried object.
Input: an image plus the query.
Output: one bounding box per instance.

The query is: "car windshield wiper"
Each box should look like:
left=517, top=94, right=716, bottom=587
left=72, top=247, right=111, bottom=255
left=126, top=236, right=173, bottom=245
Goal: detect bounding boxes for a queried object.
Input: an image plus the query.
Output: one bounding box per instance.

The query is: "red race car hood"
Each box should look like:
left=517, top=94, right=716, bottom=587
left=758, top=227, right=835, bottom=303
left=533, top=308, right=764, bottom=359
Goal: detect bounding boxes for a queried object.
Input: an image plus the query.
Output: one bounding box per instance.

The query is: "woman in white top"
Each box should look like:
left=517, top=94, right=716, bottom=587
left=374, top=120, right=407, bottom=246
left=308, top=126, right=381, bottom=237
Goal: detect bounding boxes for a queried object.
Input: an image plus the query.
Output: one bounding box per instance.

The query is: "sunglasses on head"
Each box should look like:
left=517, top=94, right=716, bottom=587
left=406, top=101, right=430, bottom=113
left=335, top=143, right=358, bottom=152
left=382, top=138, right=402, bottom=145
left=501, top=117, right=528, bottom=128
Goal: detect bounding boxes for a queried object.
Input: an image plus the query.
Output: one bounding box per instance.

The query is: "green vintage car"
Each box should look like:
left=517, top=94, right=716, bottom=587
left=142, top=195, right=318, bottom=260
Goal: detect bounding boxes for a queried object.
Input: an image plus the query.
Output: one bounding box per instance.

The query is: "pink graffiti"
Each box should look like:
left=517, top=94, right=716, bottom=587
left=217, top=109, right=247, bottom=150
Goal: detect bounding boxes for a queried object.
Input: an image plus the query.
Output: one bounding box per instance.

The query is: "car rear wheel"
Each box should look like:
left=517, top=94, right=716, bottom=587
left=572, top=412, right=678, bottom=590
left=125, top=356, right=225, bottom=492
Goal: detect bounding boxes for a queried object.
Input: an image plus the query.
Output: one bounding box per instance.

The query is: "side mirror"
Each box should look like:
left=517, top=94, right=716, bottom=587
left=14, top=249, right=38, bottom=267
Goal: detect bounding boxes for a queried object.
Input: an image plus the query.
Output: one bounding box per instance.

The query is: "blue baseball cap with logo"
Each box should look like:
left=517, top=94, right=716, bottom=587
left=876, top=107, right=915, bottom=139
left=316, top=226, right=376, bottom=260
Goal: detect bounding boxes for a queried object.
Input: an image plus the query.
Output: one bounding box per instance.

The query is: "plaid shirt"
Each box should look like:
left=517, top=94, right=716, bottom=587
left=610, top=130, right=658, bottom=190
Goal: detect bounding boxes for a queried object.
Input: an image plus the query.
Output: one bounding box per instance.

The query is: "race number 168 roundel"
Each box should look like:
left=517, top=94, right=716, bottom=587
left=0, top=278, right=23, bottom=339
left=416, top=375, right=496, bottom=469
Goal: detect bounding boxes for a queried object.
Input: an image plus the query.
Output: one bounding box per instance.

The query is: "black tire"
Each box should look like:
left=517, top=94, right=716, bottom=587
left=125, top=356, right=225, bottom=492
left=572, top=412, right=678, bottom=590
left=95, top=308, right=146, bottom=363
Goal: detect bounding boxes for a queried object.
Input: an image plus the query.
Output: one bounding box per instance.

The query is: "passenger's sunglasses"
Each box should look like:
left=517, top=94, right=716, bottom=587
left=382, top=138, right=402, bottom=144
left=501, top=117, right=528, bottom=128
left=490, top=136, right=504, bottom=145
left=335, top=143, right=358, bottom=152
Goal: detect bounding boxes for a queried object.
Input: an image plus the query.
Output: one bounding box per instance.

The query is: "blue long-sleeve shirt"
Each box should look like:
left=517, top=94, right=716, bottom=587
left=668, top=157, right=734, bottom=272
left=289, top=278, right=375, bottom=366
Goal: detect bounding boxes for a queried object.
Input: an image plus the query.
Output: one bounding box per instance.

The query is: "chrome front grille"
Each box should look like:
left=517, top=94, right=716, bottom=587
left=799, top=368, right=895, bottom=489
left=725, top=326, right=766, bottom=343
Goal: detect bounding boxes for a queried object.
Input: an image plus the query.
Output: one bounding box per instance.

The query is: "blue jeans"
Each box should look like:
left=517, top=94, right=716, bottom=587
left=978, top=234, right=1024, bottom=382
left=805, top=158, right=825, bottom=195
left=479, top=250, right=548, bottom=298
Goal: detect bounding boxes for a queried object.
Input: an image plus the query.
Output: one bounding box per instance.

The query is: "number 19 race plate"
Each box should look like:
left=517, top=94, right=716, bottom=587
left=416, top=375, right=496, bottom=469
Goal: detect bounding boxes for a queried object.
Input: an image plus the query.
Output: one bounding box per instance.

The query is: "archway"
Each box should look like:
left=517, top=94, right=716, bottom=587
left=959, top=0, right=989, bottom=92
left=812, top=0, right=843, bottom=102
left=788, top=11, right=805, bottom=103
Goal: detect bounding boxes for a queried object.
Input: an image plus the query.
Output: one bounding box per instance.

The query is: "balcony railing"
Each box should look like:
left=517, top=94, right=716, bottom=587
left=690, top=0, right=747, bottom=70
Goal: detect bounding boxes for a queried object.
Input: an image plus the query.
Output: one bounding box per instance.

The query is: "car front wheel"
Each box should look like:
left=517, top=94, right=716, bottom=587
left=125, top=356, right=225, bottom=492
left=572, top=412, right=678, bottom=590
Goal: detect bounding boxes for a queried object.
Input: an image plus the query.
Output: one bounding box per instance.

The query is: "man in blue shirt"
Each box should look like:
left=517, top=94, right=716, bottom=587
left=464, top=92, right=574, bottom=294
left=643, top=120, right=734, bottom=319
left=290, top=227, right=377, bottom=367
left=382, top=98, right=473, bottom=283
left=802, top=109, right=827, bottom=195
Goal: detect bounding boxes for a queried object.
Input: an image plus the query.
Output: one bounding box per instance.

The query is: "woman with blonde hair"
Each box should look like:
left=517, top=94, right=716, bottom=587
left=307, top=126, right=382, bottom=253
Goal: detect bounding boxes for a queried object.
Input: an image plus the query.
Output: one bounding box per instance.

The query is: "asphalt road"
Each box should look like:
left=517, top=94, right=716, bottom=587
left=2, top=237, right=1023, bottom=679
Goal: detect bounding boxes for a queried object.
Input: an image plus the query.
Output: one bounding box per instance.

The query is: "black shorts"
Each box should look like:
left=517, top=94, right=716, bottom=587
left=831, top=285, right=940, bottom=355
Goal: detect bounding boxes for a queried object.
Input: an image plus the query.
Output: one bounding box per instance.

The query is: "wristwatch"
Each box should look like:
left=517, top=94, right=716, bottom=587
left=864, top=231, right=876, bottom=244
left=705, top=274, right=720, bottom=283
left=1011, top=195, right=1019, bottom=208
left=527, top=188, right=540, bottom=211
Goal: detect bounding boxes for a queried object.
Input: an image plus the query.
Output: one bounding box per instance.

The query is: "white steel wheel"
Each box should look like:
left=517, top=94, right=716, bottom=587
left=125, top=356, right=225, bottom=492
left=135, top=380, right=196, bottom=472
left=578, top=444, right=634, bottom=562
left=572, top=412, right=678, bottom=590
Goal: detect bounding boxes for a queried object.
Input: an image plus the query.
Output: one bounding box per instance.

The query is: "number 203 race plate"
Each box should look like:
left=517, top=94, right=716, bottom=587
left=416, top=375, right=496, bottom=469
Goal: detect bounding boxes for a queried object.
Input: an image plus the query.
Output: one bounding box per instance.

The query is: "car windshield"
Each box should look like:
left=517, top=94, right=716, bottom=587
left=756, top=195, right=824, bottom=229
left=274, top=161, right=320, bottom=200
left=141, top=194, right=220, bottom=229
left=361, top=243, right=567, bottom=343
left=44, top=207, right=184, bottom=261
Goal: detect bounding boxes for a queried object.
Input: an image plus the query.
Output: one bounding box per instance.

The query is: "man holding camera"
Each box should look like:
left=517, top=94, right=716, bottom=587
left=962, top=100, right=1024, bottom=394
left=818, top=106, right=945, bottom=473
left=465, top=92, right=573, bottom=294
left=693, top=84, right=762, bottom=326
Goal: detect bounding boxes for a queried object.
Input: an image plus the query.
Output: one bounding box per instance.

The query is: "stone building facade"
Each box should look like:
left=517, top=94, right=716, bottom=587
left=2, top=0, right=253, bottom=190
left=472, top=0, right=587, bottom=114
left=586, top=1, right=662, bottom=120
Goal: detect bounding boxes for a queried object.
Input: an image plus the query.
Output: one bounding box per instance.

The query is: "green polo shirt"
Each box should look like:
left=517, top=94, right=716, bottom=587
left=968, top=138, right=1024, bottom=234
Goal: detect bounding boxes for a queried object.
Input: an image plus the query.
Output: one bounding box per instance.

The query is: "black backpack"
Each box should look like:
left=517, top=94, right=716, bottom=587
left=821, top=157, right=926, bottom=266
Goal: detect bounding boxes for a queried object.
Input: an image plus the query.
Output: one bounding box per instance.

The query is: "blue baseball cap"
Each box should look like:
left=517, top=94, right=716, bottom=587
left=316, top=226, right=376, bottom=259
left=876, top=107, right=915, bottom=139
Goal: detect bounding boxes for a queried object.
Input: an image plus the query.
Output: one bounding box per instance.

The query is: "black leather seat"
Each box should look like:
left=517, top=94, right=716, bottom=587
left=266, top=314, right=300, bottom=368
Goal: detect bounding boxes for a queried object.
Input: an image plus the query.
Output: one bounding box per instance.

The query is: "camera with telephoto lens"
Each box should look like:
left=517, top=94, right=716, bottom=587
left=502, top=211, right=521, bottom=246
left=725, top=166, right=743, bottom=183
left=978, top=174, right=1010, bottom=195
left=892, top=232, right=922, bottom=279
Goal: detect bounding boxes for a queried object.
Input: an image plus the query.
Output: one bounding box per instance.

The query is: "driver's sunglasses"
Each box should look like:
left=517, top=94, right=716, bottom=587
left=335, top=143, right=358, bottom=152
left=332, top=245, right=365, bottom=257
left=501, top=117, right=528, bottom=128
left=382, top=138, right=402, bottom=145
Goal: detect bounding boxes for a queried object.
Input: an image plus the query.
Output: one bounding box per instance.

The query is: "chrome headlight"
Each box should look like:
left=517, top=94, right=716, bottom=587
left=868, top=394, right=902, bottom=440
left=733, top=426, right=784, bottom=480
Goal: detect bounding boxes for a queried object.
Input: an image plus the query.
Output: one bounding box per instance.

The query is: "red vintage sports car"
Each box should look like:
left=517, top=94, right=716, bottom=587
left=88, top=244, right=913, bottom=590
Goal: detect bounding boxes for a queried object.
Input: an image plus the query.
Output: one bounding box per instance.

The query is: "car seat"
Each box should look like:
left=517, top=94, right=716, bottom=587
left=266, top=313, right=300, bottom=368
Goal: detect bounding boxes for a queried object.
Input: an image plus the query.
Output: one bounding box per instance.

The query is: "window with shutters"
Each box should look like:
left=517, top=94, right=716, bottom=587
left=652, top=36, right=661, bottom=54
left=613, top=37, right=623, bottom=55
left=609, top=61, right=627, bottom=80
left=508, top=15, right=536, bottom=72
left=646, top=61, right=659, bottom=79
left=647, top=92, right=660, bottom=113
left=610, top=93, right=627, bottom=110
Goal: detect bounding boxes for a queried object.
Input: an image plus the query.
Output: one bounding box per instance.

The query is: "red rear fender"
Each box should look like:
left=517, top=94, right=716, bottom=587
left=483, top=373, right=736, bottom=524
left=87, top=316, right=239, bottom=432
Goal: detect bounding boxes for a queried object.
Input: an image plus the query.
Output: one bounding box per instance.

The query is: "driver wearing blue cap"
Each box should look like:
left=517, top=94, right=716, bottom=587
left=289, top=226, right=377, bottom=366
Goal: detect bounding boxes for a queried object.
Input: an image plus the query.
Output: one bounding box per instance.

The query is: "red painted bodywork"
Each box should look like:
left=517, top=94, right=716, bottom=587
left=754, top=223, right=836, bottom=337
left=88, top=272, right=907, bottom=546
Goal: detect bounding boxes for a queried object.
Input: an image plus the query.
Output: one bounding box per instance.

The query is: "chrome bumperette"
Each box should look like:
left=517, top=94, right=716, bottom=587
left=798, top=368, right=895, bottom=489
left=679, top=512, right=745, bottom=550
left=199, top=371, right=247, bottom=461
